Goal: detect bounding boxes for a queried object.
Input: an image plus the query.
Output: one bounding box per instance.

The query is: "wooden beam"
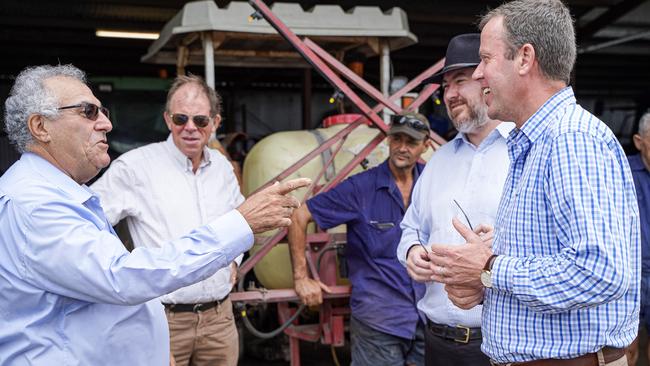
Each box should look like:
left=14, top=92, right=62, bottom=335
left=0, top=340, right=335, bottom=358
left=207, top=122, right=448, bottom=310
left=579, top=0, right=648, bottom=40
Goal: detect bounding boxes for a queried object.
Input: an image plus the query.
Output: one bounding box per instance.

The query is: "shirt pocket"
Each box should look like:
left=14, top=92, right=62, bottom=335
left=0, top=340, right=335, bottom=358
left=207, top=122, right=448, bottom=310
left=367, top=220, right=400, bottom=259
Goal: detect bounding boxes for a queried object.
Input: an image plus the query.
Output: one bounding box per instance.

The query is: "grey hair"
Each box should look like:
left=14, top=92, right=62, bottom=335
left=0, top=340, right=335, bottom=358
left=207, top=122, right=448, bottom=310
left=639, top=111, right=650, bottom=136
left=4, top=64, right=86, bottom=153
left=165, top=74, right=222, bottom=117
left=479, top=0, right=576, bottom=84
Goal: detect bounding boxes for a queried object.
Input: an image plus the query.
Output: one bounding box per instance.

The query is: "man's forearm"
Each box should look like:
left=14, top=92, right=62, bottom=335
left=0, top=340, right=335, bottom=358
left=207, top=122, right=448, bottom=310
left=288, top=228, right=308, bottom=280
left=287, top=205, right=311, bottom=281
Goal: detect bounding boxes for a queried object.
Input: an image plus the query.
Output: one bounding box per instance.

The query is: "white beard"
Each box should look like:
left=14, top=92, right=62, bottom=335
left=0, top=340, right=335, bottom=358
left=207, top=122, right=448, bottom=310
left=454, top=102, right=489, bottom=134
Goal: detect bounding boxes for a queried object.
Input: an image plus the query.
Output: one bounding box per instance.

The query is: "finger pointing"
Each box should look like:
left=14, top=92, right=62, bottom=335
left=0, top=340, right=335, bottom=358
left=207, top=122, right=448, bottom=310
left=272, top=178, right=312, bottom=195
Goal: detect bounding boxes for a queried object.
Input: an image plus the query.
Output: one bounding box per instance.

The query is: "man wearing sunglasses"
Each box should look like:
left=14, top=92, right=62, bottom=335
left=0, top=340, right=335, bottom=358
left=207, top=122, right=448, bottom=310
left=288, top=113, right=429, bottom=366
left=91, top=74, right=249, bottom=366
left=0, top=64, right=309, bottom=365
left=396, top=33, right=513, bottom=366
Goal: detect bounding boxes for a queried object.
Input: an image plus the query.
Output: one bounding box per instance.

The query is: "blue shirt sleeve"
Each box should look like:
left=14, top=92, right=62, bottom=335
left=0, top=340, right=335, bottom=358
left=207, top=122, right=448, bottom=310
left=14, top=196, right=252, bottom=306
left=306, top=177, right=361, bottom=230
left=493, top=131, right=635, bottom=313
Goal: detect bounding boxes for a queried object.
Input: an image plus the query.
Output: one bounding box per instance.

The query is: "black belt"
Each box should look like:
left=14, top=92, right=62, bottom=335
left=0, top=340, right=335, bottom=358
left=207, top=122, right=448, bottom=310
left=163, top=295, right=229, bottom=313
left=427, top=320, right=482, bottom=344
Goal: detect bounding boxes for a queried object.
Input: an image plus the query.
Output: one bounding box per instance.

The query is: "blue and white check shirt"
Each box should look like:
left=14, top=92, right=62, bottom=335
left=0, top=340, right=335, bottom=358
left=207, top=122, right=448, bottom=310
left=483, top=87, right=640, bottom=363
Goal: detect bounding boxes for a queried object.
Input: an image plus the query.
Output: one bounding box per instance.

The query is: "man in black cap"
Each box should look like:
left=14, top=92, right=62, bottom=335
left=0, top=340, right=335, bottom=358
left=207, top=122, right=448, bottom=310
left=397, top=33, right=512, bottom=366
left=288, top=112, right=430, bottom=366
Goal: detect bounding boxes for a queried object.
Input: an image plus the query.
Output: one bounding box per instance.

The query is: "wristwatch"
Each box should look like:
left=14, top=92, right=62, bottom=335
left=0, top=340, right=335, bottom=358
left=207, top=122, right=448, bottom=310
left=480, top=254, right=499, bottom=288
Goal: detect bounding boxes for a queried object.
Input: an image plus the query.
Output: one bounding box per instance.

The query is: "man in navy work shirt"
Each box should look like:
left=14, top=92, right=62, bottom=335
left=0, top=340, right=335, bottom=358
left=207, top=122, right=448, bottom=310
left=628, top=111, right=650, bottom=365
left=287, top=113, right=430, bottom=366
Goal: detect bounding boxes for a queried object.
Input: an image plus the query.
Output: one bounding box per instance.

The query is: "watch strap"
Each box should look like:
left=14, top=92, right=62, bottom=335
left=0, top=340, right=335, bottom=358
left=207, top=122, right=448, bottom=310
left=483, top=254, right=498, bottom=271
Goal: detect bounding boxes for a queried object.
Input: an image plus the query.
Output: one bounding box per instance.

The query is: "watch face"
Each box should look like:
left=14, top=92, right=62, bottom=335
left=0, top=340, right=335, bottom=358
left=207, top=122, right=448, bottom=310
left=481, top=270, right=493, bottom=288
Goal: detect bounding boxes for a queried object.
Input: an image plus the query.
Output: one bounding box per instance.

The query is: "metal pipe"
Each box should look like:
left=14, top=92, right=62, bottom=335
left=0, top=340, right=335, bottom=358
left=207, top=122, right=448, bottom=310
left=578, top=30, right=650, bottom=54
left=202, top=32, right=215, bottom=88
left=380, top=41, right=391, bottom=123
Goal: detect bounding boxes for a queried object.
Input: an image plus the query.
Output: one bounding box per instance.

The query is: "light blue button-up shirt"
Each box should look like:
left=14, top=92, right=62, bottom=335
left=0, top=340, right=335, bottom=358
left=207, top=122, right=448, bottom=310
left=0, top=153, right=253, bottom=365
left=397, top=123, right=513, bottom=328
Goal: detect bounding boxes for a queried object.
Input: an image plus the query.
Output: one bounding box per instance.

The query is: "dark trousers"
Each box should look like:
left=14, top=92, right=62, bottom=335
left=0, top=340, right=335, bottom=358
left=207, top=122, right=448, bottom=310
left=424, top=322, right=489, bottom=366
left=350, top=316, right=425, bottom=366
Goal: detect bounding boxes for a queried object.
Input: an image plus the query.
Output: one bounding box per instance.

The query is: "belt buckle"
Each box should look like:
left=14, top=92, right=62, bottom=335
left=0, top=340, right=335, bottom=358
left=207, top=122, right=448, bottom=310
left=454, top=325, right=470, bottom=343
left=193, top=303, right=203, bottom=312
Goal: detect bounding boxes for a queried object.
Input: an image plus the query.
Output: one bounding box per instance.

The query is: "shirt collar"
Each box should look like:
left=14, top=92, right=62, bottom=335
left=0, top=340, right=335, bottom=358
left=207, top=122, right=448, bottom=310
left=452, top=132, right=469, bottom=151
left=164, top=134, right=211, bottom=172
left=376, top=159, right=423, bottom=190
left=452, top=122, right=515, bottom=152
left=22, top=152, right=93, bottom=203
left=629, top=154, right=649, bottom=172
left=495, top=122, right=516, bottom=138
left=519, top=86, right=575, bottom=144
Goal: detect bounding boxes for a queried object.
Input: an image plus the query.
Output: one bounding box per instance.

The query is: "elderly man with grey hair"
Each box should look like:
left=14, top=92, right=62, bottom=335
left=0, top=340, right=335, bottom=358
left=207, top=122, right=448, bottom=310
left=92, top=74, right=244, bottom=366
left=0, top=64, right=309, bottom=365
left=627, top=111, right=650, bottom=365
left=425, top=0, right=640, bottom=365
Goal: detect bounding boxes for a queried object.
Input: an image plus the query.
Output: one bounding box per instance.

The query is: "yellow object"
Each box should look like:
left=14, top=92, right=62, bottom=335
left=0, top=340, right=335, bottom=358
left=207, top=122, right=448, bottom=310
left=243, top=123, right=433, bottom=289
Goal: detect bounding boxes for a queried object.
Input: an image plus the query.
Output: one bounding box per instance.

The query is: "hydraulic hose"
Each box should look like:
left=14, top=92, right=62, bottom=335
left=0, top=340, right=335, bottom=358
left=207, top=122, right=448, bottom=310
left=236, top=242, right=344, bottom=339
left=236, top=274, right=305, bottom=339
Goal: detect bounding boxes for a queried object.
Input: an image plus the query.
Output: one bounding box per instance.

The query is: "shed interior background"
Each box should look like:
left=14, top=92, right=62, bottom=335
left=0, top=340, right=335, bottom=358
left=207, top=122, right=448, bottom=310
left=1, top=0, right=649, bottom=171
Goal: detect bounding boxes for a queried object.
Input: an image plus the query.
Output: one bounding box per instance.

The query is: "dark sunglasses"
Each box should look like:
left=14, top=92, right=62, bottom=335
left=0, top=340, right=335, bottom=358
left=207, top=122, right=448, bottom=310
left=391, top=114, right=430, bottom=132
left=169, top=113, right=212, bottom=128
left=58, top=102, right=109, bottom=121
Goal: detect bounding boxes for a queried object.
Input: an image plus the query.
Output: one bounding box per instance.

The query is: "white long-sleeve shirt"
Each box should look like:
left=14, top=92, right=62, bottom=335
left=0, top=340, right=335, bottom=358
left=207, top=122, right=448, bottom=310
left=397, top=123, right=513, bottom=327
left=92, top=135, right=244, bottom=304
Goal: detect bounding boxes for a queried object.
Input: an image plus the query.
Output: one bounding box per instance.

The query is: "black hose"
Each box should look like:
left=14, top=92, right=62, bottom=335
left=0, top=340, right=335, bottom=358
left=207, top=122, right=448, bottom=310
left=235, top=242, right=344, bottom=339
left=316, top=243, right=344, bottom=276
left=237, top=301, right=306, bottom=339
left=235, top=271, right=305, bottom=339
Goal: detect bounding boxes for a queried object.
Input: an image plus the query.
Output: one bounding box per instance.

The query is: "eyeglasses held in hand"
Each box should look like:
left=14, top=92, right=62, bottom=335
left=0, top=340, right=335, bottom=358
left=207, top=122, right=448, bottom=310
left=453, top=199, right=474, bottom=231
left=58, top=102, right=109, bottom=121
left=169, top=113, right=212, bottom=128
left=390, top=114, right=430, bottom=132
left=416, top=229, right=429, bottom=254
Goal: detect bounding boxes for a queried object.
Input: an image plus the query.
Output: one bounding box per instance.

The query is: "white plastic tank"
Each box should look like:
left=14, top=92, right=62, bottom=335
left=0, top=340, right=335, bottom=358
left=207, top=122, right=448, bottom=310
left=243, top=114, right=433, bottom=289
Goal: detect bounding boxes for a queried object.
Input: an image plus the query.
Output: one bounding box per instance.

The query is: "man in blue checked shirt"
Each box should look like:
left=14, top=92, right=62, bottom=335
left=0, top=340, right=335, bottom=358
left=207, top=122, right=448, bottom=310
left=287, top=113, right=430, bottom=366
left=426, top=1, right=640, bottom=365
left=0, top=64, right=309, bottom=365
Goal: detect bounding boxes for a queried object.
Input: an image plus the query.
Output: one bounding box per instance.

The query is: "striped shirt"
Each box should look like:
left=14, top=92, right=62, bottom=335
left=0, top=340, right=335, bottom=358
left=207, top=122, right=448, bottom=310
left=483, top=87, right=640, bottom=363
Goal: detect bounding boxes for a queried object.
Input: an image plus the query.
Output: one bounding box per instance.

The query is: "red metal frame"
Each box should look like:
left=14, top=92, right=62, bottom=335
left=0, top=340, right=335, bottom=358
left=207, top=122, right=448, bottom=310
left=233, top=1, right=446, bottom=365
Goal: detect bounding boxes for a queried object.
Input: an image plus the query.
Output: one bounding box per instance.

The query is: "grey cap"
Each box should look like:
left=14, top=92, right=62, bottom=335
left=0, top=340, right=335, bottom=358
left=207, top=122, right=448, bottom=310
left=388, top=112, right=430, bottom=141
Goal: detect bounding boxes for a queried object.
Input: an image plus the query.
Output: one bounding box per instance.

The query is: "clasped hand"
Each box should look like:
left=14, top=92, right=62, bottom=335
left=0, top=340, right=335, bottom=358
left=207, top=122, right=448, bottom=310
left=406, top=217, right=494, bottom=309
